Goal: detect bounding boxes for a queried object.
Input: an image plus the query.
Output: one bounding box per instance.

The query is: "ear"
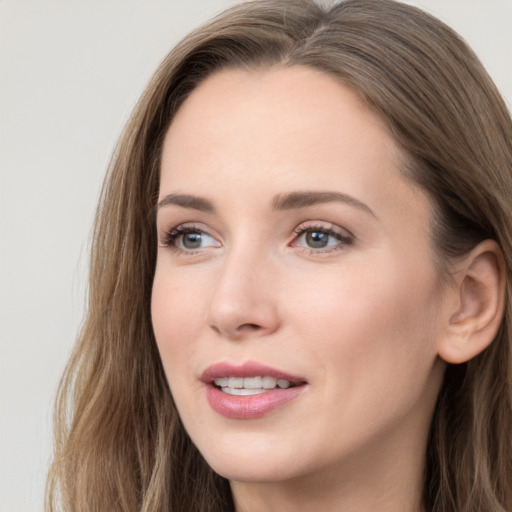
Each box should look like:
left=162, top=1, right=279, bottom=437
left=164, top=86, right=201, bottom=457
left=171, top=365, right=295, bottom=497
left=438, top=240, right=506, bottom=364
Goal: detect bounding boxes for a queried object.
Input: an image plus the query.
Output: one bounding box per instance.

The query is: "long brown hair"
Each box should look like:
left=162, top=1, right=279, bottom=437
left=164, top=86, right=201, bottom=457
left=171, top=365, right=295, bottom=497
left=46, top=1, right=512, bottom=510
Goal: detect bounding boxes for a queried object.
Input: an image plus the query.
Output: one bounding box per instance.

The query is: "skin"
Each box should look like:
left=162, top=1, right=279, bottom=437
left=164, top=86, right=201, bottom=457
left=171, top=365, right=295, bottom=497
left=151, top=66, right=454, bottom=512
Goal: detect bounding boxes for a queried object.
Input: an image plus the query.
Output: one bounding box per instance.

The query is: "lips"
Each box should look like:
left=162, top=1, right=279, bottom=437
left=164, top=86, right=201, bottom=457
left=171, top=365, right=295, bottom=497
left=201, top=361, right=307, bottom=419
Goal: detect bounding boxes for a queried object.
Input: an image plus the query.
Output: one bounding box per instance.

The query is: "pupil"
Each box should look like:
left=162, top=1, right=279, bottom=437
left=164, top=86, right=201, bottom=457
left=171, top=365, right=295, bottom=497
left=183, top=232, right=202, bottom=249
left=306, top=230, right=328, bottom=248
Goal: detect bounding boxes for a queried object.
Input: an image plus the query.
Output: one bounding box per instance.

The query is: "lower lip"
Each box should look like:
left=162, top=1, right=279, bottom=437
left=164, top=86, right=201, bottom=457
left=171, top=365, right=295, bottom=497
left=205, top=384, right=305, bottom=419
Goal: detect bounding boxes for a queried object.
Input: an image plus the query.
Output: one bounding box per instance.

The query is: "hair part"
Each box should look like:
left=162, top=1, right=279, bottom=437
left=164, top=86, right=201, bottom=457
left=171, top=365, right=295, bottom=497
left=47, top=1, right=512, bottom=511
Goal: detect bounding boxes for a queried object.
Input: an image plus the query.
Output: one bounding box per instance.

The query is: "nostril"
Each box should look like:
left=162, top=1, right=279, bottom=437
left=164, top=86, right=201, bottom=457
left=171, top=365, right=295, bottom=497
left=240, top=323, right=261, bottom=331
left=209, top=322, right=261, bottom=338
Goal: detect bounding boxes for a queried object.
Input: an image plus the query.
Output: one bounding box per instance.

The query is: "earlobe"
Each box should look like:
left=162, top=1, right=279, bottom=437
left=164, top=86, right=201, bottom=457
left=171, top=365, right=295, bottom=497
left=438, top=240, right=506, bottom=365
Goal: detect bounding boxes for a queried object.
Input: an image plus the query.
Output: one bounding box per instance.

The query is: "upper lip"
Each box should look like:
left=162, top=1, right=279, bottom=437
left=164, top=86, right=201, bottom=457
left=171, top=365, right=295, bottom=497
left=200, top=361, right=307, bottom=385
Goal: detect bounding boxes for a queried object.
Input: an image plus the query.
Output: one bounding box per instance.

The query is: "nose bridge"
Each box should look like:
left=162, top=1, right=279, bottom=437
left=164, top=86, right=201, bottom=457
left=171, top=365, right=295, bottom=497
left=207, top=240, right=279, bottom=339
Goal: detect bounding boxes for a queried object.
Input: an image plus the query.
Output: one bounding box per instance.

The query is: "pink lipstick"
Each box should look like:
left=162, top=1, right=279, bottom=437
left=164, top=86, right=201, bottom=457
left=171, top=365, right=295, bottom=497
left=201, top=361, right=307, bottom=419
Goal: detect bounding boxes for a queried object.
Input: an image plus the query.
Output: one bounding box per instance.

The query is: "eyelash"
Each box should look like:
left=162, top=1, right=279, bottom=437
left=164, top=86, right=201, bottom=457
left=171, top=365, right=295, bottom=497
left=160, top=224, right=210, bottom=252
left=292, top=223, right=354, bottom=254
left=160, top=222, right=354, bottom=254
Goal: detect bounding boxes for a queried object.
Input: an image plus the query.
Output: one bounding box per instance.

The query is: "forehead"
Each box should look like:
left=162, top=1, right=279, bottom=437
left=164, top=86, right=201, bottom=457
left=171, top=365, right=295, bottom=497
left=162, top=66, right=396, bottom=169
left=159, top=66, right=429, bottom=223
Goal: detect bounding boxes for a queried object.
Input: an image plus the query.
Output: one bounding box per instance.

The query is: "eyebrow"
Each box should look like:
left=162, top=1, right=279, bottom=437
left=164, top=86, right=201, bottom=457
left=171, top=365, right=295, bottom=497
left=157, top=194, right=215, bottom=212
left=157, top=190, right=375, bottom=217
left=272, top=191, right=376, bottom=217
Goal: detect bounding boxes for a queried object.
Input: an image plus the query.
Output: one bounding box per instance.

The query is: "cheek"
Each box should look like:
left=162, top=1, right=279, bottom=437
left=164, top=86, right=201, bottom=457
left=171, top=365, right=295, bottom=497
left=282, top=256, right=442, bottom=390
left=151, top=264, right=208, bottom=376
left=277, top=263, right=443, bottom=464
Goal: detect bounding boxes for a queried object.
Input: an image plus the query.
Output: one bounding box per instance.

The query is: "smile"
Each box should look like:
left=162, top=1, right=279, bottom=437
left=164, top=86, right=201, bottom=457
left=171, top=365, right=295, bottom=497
left=213, top=376, right=294, bottom=395
left=202, top=362, right=307, bottom=419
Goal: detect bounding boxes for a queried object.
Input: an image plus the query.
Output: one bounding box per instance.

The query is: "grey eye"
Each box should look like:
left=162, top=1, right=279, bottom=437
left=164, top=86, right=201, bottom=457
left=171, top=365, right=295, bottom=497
left=293, top=224, right=352, bottom=253
left=305, top=230, right=330, bottom=248
left=182, top=232, right=203, bottom=249
left=175, top=230, right=219, bottom=250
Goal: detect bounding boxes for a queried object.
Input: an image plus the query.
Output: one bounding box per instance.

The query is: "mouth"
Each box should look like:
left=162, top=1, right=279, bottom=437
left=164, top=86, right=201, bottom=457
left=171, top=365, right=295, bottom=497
left=201, top=361, right=307, bottom=419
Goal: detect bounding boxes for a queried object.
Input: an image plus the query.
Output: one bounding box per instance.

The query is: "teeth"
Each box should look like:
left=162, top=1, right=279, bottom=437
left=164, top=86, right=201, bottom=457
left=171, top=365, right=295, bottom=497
left=213, top=376, right=294, bottom=393
left=277, top=379, right=290, bottom=389
left=222, top=387, right=267, bottom=396
left=262, top=376, right=277, bottom=389
left=228, top=377, right=244, bottom=388
left=243, top=376, right=262, bottom=389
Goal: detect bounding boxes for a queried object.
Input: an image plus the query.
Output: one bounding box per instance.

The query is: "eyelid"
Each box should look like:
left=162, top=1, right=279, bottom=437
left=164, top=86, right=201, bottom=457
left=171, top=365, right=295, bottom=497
left=292, top=220, right=353, bottom=238
left=159, top=222, right=221, bottom=252
left=290, top=221, right=354, bottom=253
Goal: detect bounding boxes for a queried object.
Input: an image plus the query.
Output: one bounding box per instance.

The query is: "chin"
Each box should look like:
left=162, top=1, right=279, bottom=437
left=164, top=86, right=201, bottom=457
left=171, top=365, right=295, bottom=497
left=208, top=459, right=297, bottom=484
left=195, top=434, right=305, bottom=483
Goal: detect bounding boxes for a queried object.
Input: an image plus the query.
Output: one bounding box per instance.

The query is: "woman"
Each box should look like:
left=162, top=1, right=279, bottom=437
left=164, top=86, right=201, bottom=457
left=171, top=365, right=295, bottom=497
left=46, top=0, right=512, bottom=510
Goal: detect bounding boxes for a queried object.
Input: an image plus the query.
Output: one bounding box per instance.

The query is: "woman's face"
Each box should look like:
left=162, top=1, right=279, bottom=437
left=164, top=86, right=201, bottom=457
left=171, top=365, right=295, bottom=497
left=152, top=67, right=448, bottom=486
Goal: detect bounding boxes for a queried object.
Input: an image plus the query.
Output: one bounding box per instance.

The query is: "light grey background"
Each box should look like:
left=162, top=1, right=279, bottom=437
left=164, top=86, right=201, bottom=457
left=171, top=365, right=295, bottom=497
left=1, top=1, right=511, bottom=511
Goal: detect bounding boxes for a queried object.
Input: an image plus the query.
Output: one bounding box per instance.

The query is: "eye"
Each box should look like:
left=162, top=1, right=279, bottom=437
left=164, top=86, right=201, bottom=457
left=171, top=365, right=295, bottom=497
left=161, top=225, right=221, bottom=252
left=292, top=224, right=353, bottom=252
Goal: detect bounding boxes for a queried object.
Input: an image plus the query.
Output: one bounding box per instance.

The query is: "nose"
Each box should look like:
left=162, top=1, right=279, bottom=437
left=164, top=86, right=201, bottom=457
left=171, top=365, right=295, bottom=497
left=206, top=248, right=280, bottom=340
